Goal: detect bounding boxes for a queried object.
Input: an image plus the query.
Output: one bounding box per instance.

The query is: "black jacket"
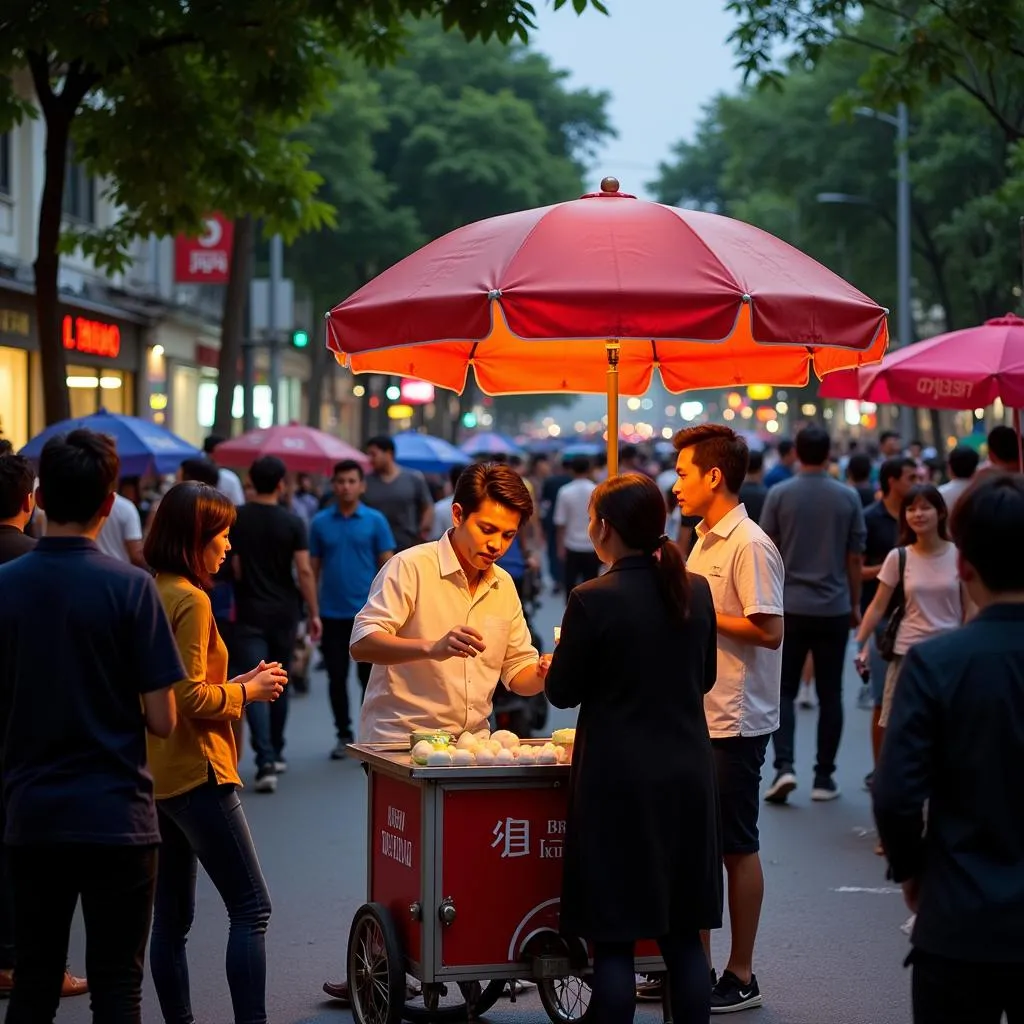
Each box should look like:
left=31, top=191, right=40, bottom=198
left=545, top=557, right=722, bottom=942
left=873, top=603, right=1024, bottom=963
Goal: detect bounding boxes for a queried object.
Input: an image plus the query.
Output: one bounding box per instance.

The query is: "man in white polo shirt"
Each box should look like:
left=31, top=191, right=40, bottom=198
left=672, top=424, right=784, bottom=1015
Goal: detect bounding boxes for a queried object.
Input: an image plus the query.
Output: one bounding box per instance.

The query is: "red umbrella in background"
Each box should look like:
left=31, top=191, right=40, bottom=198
left=214, top=424, right=369, bottom=476
left=819, top=314, right=1024, bottom=466
left=327, top=178, right=889, bottom=475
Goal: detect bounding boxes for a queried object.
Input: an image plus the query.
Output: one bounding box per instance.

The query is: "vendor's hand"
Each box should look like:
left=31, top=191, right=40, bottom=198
left=430, top=626, right=486, bottom=661
left=901, top=877, right=921, bottom=914
left=537, top=653, right=553, bottom=678
left=247, top=661, right=289, bottom=702
left=307, top=615, right=323, bottom=644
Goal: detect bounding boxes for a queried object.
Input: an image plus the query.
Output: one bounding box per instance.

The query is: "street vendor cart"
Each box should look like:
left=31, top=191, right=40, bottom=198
left=346, top=742, right=667, bottom=1024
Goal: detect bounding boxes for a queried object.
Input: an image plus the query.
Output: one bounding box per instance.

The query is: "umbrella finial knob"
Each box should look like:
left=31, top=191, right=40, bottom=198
left=601, top=176, right=620, bottom=193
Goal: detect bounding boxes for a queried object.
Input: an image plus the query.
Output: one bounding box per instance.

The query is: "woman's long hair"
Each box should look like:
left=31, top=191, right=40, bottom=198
left=899, top=484, right=949, bottom=547
left=144, top=482, right=236, bottom=588
left=592, top=473, right=691, bottom=621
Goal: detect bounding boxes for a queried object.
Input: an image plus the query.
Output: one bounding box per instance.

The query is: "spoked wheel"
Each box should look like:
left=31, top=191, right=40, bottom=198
left=347, top=903, right=406, bottom=1024
left=401, top=979, right=507, bottom=1022
left=538, top=975, right=593, bottom=1024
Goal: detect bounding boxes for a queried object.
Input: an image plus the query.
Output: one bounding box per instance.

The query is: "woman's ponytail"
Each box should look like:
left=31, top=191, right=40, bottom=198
left=655, top=535, right=691, bottom=622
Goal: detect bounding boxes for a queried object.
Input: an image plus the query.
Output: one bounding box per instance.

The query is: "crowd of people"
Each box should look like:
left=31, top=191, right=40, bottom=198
left=0, top=416, right=1021, bottom=1024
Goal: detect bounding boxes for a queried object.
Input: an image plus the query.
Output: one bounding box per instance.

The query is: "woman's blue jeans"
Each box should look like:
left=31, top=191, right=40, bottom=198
left=150, top=777, right=272, bottom=1024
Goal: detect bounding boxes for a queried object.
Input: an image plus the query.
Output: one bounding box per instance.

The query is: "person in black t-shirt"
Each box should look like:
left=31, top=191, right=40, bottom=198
left=0, top=430, right=182, bottom=1023
left=231, top=456, right=321, bottom=793
left=738, top=450, right=769, bottom=524
left=846, top=453, right=878, bottom=508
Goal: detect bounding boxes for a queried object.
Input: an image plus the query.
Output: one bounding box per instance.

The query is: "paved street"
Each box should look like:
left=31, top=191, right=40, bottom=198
left=58, top=590, right=913, bottom=1024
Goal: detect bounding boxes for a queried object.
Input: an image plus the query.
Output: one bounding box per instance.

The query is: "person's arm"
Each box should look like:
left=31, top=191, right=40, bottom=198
left=503, top=600, right=544, bottom=696
left=714, top=540, right=784, bottom=650
left=293, top=550, right=322, bottom=643
left=120, top=500, right=147, bottom=568
left=872, top=647, right=937, bottom=909
left=170, top=597, right=248, bottom=719
left=125, top=537, right=147, bottom=569
left=854, top=582, right=896, bottom=649
left=376, top=515, right=397, bottom=569
left=142, top=687, right=176, bottom=738
left=544, top=592, right=595, bottom=709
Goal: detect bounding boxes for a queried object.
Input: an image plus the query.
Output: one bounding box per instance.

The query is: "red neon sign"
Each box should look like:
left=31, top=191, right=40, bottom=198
left=62, top=315, right=121, bottom=359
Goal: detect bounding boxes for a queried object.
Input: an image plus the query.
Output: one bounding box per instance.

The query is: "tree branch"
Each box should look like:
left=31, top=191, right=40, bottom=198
left=928, top=0, right=1024, bottom=62
left=25, top=49, right=56, bottom=118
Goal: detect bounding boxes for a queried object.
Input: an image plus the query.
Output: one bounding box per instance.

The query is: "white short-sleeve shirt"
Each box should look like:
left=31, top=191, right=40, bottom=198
left=96, top=493, right=143, bottom=562
left=687, top=504, right=785, bottom=738
left=553, top=478, right=596, bottom=553
left=877, top=543, right=962, bottom=655
left=353, top=531, right=539, bottom=743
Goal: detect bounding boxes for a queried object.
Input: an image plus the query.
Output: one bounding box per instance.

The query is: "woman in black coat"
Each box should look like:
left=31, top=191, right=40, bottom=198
left=545, top=472, right=721, bottom=1024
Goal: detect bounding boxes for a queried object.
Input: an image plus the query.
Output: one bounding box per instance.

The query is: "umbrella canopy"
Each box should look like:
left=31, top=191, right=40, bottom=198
left=819, top=314, right=1024, bottom=409
left=19, top=408, right=200, bottom=476
left=327, top=179, right=889, bottom=398
left=393, top=431, right=471, bottom=476
left=460, top=431, right=524, bottom=457
left=214, top=424, right=369, bottom=476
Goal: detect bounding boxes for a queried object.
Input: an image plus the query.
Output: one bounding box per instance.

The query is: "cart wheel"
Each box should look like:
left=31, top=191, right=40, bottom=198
left=538, top=976, right=592, bottom=1023
left=401, top=979, right=506, bottom=1022
left=348, top=903, right=406, bottom=1024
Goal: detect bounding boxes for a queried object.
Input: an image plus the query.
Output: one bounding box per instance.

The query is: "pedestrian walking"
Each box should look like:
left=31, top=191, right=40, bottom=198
left=203, top=435, right=247, bottom=506
left=873, top=474, right=1024, bottom=1024
left=762, top=438, right=796, bottom=488
left=362, top=435, right=434, bottom=550
left=937, top=445, right=979, bottom=510
left=309, top=460, right=395, bottom=756
left=0, top=430, right=180, bottom=1023
left=761, top=426, right=866, bottom=803
left=96, top=489, right=147, bottom=567
left=854, top=485, right=967, bottom=729
left=546, top=472, right=721, bottom=1024
left=737, top=449, right=768, bottom=524
left=540, top=457, right=572, bottom=592
left=144, top=481, right=287, bottom=1024
left=553, top=456, right=599, bottom=596
left=230, top=456, right=321, bottom=793
left=671, top=425, right=783, bottom=1014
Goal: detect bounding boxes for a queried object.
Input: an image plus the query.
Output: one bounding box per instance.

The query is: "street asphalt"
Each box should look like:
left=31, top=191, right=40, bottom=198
left=57, top=588, right=915, bottom=1024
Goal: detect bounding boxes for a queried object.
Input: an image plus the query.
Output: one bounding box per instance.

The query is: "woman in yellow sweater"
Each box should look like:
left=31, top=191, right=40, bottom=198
left=143, top=482, right=288, bottom=1024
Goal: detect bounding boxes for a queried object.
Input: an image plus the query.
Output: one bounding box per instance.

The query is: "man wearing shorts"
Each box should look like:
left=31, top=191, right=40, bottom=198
left=673, top=424, right=785, bottom=1014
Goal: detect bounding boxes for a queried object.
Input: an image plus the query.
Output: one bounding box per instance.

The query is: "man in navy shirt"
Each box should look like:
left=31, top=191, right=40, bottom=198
left=0, top=429, right=182, bottom=1023
left=310, top=460, right=395, bottom=755
left=763, top=438, right=797, bottom=488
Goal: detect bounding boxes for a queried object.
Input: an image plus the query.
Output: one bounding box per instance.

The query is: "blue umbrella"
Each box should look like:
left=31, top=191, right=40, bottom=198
left=460, top=431, right=524, bottom=458
left=393, top=431, right=471, bottom=476
left=561, top=441, right=603, bottom=458
left=20, top=408, right=201, bottom=476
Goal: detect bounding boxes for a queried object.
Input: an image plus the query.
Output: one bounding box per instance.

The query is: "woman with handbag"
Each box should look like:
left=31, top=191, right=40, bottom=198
left=854, top=484, right=967, bottom=729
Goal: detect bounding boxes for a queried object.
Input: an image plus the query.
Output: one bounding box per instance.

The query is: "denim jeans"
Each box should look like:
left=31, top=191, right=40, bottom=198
left=772, top=612, right=852, bottom=778
left=150, top=778, right=272, bottom=1024
left=321, top=617, right=371, bottom=742
left=234, top=621, right=298, bottom=769
left=6, top=843, right=157, bottom=1024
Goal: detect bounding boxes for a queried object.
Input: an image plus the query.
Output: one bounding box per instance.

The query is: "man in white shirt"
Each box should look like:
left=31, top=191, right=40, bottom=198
left=95, top=492, right=146, bottom=568
left=553, top=456, right=599, bottom=598
left=350, top=462, right=550, bottom=744
left=939, top=445, right=979, bottom=510
left=203, top=435, right=246, bottom=506
left=672, top=424, right=784, bottom=1015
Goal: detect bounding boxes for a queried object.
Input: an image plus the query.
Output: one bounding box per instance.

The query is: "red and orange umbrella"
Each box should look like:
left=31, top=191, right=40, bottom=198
left=327, top=178, right=889, bottom=473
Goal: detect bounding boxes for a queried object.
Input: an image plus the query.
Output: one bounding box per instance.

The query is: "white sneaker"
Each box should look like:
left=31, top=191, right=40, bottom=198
left=254, top=767, right=277, bottom=793
left=764, top=771, right=797, bottom=804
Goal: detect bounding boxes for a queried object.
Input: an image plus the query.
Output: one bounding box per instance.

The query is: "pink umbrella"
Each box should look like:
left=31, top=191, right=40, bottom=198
left=819, top=314, right=1024, bottom=409
left=214, top=424, right=369, bottom=476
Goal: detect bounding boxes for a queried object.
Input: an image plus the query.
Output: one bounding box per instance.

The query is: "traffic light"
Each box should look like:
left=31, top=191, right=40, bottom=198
left=291, top=329, right=309, bottom=348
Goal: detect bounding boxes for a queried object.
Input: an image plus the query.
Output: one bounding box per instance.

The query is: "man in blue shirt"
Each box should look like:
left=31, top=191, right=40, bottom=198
left=310, top=460, right=395, bottom=755
left=0, top=429, right=182, bottom=1023
left=763, top=439, right=797, bottom=488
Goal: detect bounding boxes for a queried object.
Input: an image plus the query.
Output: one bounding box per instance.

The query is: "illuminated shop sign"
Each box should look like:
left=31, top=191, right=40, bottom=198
left=62, top=315, right=121, bottom=359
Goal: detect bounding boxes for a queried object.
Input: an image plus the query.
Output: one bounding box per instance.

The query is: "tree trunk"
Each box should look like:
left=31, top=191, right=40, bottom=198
left=214, top=215, right=254, bottom=438
left=306, top=319, right=327, bottom=429
left=34, top=102, right=73, bottom=425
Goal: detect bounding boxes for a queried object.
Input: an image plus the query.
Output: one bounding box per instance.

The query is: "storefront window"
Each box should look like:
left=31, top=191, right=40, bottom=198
left=0, top=346, right=28, bottom=449
left=63, top=143, right=96, bottom=223
left=0, top=133, right=11, bottom=197
left=66, top=365, right=135, bottom=417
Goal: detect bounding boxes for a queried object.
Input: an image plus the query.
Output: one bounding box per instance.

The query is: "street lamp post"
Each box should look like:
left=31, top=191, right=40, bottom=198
left=851, top=102, right=914, bottom=440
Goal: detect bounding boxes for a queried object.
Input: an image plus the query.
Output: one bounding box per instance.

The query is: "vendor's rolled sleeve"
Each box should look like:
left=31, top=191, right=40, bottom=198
left=350, top=558, right=415, bottom=647
left=736, top=540, right=785, bottom=619
left=500, top=603, right=540, bottom=687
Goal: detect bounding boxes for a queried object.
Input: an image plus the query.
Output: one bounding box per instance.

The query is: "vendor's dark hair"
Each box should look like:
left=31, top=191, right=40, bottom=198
left=593, top=473, right=690, bottom=621
left=673, top=423, right=748, bottom=494
left=899, top=484, right=948, bottom=546
left=453, top=463, right=533, bottom=525
left=144, top=482, right=236, bottom=588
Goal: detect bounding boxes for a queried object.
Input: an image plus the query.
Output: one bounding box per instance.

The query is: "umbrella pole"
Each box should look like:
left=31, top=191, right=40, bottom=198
left=1015, top=408, right=1023, bottom=472
left=606, top=342, right=621, bottom=477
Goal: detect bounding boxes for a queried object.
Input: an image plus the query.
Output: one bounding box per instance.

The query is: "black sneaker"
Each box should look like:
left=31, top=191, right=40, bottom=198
left=254, top=765, right=277, bottom=793
left=811, top=775, right=841, bottom=801
left=710, top=970, right=762, bottom=1014
left=764, top=771, right=797, bottom=804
